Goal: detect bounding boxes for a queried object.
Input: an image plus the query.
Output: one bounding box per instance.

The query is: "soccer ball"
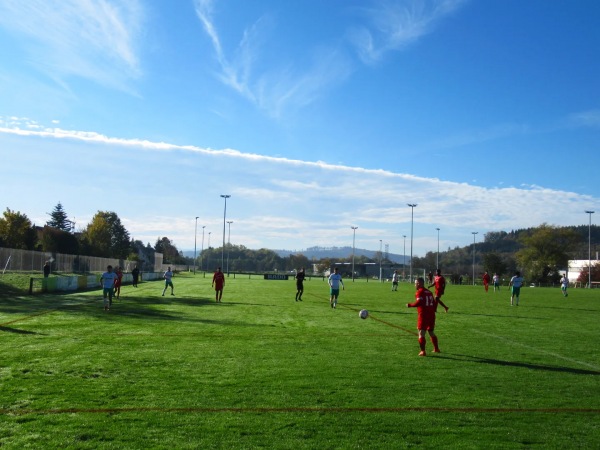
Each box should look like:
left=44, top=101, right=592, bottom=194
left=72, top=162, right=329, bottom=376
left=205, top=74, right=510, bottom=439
left=359, top=309, right=369, bottom=319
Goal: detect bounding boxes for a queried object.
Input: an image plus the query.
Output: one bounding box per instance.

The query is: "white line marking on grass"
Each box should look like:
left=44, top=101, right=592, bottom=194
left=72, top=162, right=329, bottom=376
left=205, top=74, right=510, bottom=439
left=472, top=329, right=600, bottom=371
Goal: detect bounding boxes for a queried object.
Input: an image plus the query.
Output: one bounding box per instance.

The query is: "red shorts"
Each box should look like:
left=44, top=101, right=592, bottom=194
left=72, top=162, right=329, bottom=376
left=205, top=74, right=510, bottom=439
left=214, top=283, right=224, bottom=291
left=417, top=314, right=436, bottom=331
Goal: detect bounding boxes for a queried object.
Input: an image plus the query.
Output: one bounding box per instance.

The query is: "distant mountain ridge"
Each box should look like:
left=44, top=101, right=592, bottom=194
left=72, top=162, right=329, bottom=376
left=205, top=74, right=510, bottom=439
left=183, top=246, right=408, bottom=264
left=273, top=246, right=407, bottom=264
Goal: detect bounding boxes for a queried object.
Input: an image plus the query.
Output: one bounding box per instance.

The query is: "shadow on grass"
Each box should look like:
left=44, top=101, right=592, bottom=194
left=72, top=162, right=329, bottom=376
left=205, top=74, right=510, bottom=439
left=0, top=325, right=40, bottom=335
left=224, top=302, right=282, bottom=308
left=63, top=295, right=226, bottom=322
left=437, top=353, right=600, bottom=376
left=0, top=280, right=29, bottom=298
left=527, top=304, right=600, bottom=313
left=449, top=311, right=547, bottom=320
left=0, top=289, right=257, bottom=326
left=52, top=294, right=267, bottom=328
left=0, top=291, right=100, bottom=318
left=366, top=309, right=410, bottom=316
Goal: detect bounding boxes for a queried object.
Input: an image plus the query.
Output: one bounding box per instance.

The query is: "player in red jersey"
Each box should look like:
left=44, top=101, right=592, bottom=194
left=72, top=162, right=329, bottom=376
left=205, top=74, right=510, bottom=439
left=482, top=271, right=491, bottom=293
left=428, top=269, right=449, bottom=313
left=113, top=266, right=123, bottom=299
left=407, top=277, right=441, bottom=356
left=212, top=266, right=225, bottom=303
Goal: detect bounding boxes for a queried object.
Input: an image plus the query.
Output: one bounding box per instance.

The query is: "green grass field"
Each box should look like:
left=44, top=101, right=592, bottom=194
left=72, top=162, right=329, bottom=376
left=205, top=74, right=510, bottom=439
left=1, top=274, right=599, bottom=449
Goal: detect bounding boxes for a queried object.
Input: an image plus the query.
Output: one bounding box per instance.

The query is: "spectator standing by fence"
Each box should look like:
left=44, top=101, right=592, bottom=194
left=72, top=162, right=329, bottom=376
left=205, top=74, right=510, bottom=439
left=131, top=265, right=140, bottom=287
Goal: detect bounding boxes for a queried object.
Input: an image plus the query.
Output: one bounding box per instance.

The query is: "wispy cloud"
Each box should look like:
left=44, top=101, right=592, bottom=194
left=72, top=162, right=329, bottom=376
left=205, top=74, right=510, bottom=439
left=193, top=0, right=255, bottom=100
left=568, top=109, right=600, bottom=128
left=0, top=0, right=145, bottom=92
left=193, top=0, right=352, bottom=118
left=193, top=0, right=465, bottom=116
left=2, top=118, right=597, bottom=255
left=429, top=122, right=530, bottom=149
left=349, top=0, right=467, bottom=63
left=427, top=108, right=600, bottom=151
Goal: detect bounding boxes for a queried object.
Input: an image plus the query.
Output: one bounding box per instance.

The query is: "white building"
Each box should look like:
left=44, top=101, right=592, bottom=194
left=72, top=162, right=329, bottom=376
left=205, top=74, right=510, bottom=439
left=567, top=259, right=599, bottom=287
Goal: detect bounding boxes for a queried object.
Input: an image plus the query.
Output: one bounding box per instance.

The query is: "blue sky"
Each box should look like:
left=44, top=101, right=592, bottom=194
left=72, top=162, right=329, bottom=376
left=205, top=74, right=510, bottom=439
left=1, top=0, right=599, bottom=258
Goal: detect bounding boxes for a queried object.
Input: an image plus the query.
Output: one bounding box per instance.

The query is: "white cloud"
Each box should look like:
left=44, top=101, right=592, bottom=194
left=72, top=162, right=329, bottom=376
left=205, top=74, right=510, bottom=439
left=193, top=0, right=466, bottom=117
left=0, top=0, right=145, bottom=92
left=349, top=0, right=467, bottom=63
left=193, top=0, right=352, bottom=118
left=1, top=120, right=597, bottom=255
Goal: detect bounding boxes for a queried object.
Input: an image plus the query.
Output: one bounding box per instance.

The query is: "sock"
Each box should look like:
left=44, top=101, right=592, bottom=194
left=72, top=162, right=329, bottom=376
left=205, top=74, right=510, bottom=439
left=431, top=335, right=439, bottom=351
left=418, top=337, right=426, bottom=352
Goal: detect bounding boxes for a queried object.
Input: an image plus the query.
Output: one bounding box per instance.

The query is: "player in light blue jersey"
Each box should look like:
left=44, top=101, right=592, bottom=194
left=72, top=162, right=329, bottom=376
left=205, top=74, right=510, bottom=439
left=162, top=267, right=174, bottom=296
left=509, top=271, right=524, bottom=306
left=100, top=265, right=118, bottom=311
left=560, top=275, right=569, bottom=297
left=328, top=267, right=344, bottom=309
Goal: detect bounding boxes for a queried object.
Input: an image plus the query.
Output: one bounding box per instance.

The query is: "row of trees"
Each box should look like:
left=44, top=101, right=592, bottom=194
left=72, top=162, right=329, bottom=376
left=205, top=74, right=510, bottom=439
left=0, top=204, right=191, bottom=265
left=0, top=203, right=387, bottom=273
left=412, top=225, right=600, bottom=285
left=198, top=245, right=382, bottom=274
left=1, top=203, right=599, bottom=283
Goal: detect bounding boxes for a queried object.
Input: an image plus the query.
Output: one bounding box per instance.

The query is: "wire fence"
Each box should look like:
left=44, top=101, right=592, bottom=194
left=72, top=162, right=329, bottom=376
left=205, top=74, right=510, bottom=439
left=0, top=247, right=161, bottom=275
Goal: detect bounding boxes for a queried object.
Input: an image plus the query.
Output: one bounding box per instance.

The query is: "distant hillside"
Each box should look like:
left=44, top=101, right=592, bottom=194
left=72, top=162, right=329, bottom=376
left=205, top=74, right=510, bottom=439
left=182, top=247, right=410, bottom=264
left=180, top=224, right=600, bottom=272
left=273, top=246, right=407, bottom=264
left=182, top=246, right=407, bottom=264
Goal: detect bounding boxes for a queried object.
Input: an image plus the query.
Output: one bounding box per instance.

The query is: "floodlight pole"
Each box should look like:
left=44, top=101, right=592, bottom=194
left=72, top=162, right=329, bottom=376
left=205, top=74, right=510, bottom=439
left=351, top=226, right=358, bottom=281
left=207, top=232, right=211, bottom=270
left=379, top=239, right=383, bottom=283
left=194, top=217, right=199, bottom=274
left=586, top=210, right=595, bottom=288
left=436, top=227, right=440, bottom=269
left=408, top=204, right=417, bottom=282
left=220, top=194, right=231, bottom=270
left=403, top=235, right=406, bottom=281
left=200, top=226, right=206, bottom=272
left=472, top=231, right=479, bottom=286
left=227, top=220, right=233, bottom=275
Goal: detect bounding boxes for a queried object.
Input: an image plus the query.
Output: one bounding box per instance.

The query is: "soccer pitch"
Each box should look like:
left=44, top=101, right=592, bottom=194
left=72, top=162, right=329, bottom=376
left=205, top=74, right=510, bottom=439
left=1, top=274, right=599, bottom=448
